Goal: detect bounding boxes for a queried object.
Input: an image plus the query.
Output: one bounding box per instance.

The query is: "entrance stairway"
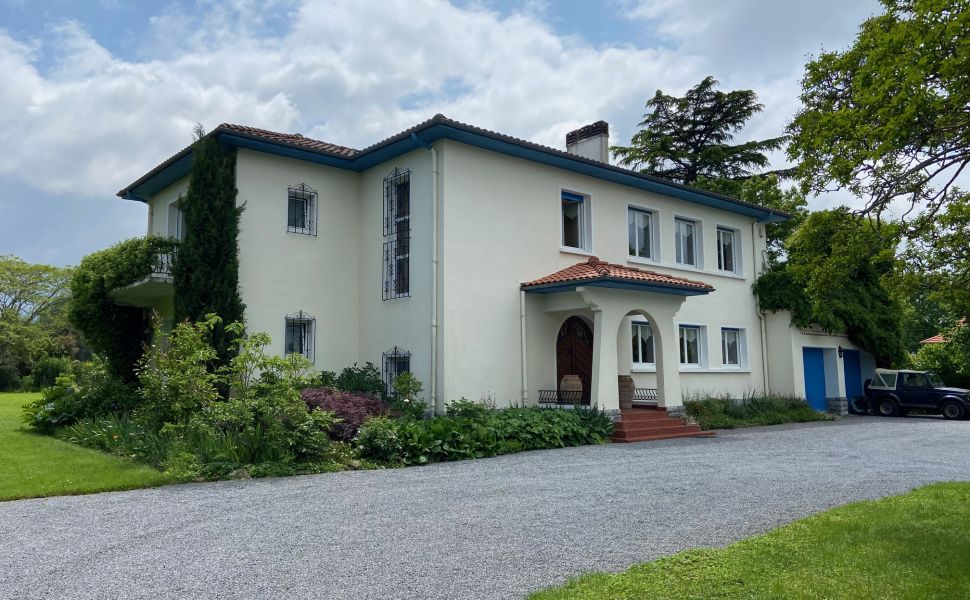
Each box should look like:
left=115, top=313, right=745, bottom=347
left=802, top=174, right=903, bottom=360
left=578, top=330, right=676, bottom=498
left=611, top=407, right=715, bottom=443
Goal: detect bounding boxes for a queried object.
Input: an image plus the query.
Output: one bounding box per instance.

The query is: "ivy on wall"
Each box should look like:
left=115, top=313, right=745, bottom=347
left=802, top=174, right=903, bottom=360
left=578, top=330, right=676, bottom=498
left=69, top=236, right=179, bottom=381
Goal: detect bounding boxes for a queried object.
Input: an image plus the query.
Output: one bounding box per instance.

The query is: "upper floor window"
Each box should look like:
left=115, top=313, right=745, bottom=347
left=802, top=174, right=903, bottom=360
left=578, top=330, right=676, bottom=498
left=561, top=190, right=590, bottom=251
left=628, top=208, right=654, bottom=260
left=717, top=226, right=739, bottom=273
left=284, top=311, right=315, bottom=361
left=679, top=324, right=703, bottom=366
left=675, top=217, right=698, bottom=266
left=287, top=184, right=317, bottom=236
left=167, top=201, right=185, bottom=241
left=721, top=327, right=743, bottom=367
left=383, top=168, right=410, bottom=300
left=632, top=321, right=655, bottom=365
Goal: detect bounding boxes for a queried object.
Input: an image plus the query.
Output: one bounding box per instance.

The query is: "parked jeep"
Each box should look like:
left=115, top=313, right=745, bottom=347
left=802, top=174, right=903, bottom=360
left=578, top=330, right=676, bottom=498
left=857, top=369, right=970, bottom=419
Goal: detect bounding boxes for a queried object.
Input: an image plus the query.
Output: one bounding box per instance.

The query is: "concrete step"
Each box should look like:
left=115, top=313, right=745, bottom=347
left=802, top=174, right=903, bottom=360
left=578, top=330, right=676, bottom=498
left=614, top=423, right=706, bottom=436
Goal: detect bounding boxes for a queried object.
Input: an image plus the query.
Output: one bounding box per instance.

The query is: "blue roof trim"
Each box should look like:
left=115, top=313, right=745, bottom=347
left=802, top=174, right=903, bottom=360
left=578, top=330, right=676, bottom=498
left=522, top=277, right=712, bottom=297
left=122, top=119, right=790, bottom=224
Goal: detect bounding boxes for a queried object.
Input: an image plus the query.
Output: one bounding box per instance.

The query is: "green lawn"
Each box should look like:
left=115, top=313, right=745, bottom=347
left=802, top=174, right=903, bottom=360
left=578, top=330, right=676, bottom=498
left=0, top=393, right=173, bottom=501
left=532, top=482, right=970, bottom=599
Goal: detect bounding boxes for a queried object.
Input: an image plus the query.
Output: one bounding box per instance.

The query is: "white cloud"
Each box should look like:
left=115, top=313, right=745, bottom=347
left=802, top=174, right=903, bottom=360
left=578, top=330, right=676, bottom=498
left=0, top=0, right=883, bottom=264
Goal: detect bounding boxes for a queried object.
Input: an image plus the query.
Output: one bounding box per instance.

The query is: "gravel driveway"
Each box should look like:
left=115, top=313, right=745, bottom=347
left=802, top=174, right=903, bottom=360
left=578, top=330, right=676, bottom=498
left=3, top=415, right=970, bottom=599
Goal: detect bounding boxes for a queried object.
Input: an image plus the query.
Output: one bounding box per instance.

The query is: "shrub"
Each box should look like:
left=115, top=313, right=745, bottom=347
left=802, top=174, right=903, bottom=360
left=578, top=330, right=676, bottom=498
left=334, top=362, right=385, bottom=396
left=301, top=387, right=389, bottom=441
left=390, top=372, right=427, bottom=420
left=28, top=356, right=72, bottom=390
left=22, top=359, right=137, bottom=432
left=0, top=360, right=20, bottom=391
left=683, top=393, right=833, bottom=430
left=356, top=405, right=613, bottom=465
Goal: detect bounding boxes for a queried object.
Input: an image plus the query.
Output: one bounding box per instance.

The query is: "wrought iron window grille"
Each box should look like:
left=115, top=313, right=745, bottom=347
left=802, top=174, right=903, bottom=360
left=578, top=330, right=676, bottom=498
left=382, top=346, right=411, bottom=395
left=382, top=168, right=411, bottom=300
left=284, top=310, right=315, bottom=361
left=287, top=183, right=318, bottom=236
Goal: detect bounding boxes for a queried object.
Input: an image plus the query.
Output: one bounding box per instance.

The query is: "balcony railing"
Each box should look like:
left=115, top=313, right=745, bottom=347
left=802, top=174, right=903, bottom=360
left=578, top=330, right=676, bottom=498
left=151, top=249, right=176, bottom=277
left=634, top=387, right=658, bottom=404
left=536, top=388, right=658, bottom=406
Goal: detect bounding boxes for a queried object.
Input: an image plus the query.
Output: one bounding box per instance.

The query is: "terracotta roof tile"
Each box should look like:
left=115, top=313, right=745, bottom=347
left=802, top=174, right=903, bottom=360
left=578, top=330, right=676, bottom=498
left=522, top=256, right=714, bottom=291
left=219, top=123, right=359, bottom=157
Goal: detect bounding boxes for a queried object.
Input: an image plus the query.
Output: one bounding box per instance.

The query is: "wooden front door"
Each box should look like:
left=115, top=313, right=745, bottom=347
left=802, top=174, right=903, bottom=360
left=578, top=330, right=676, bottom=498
left=557, top=316, right=593, bottom=403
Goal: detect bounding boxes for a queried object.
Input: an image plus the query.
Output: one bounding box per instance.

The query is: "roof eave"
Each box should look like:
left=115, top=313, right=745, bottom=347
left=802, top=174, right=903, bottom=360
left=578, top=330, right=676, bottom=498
left=521, top=276, right=713, bottom=296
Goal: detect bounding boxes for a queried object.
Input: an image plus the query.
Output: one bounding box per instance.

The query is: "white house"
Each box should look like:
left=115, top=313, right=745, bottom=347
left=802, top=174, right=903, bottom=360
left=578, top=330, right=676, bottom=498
left=112, top=115, right=874, bottom=436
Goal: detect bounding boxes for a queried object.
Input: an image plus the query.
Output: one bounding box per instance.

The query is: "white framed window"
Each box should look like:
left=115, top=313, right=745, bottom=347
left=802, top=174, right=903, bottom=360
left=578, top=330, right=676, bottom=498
left=561, top=190, right=591, bottom=251
left=628, top=207, right=654, bottom=260
left=383, top=168, right=410, bottom=300
left=679, top=324, right=705, bottom=366
left=721, top=328, right=746, bottom=367
left=675, top=217, right=699, bottom=267
left=167, top=201, right=185, bottom=241
left=287, top=184, right=318, bottom=236
left=284, top=311, right=315, bottom=361
left=631, top=321, right=655, bottom=366
left=717, top=226, right=740, bottom=273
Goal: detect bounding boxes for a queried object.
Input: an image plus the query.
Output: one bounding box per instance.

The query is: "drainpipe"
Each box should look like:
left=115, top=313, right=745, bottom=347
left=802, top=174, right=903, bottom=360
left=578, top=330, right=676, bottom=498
left=754, top=221, right=770, bottom=393
left=412, top=133, right=441, bottom=415
left=520, top=290, right=529, bottom=405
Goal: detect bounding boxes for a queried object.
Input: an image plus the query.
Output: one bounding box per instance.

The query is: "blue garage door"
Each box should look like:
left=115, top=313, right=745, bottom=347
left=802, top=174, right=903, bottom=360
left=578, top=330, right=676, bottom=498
left=842, top=349, right=863, bottom=401
left=802, top=348, right=827, bottom=411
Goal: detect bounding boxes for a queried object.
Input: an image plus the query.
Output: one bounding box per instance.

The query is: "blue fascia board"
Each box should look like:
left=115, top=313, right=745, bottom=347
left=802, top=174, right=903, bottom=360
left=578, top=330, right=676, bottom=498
left=131, top=152, right=194, bottom=200
left=522, top=277, right=712, bottom=296
left=128, top=122, right=787, bottom=223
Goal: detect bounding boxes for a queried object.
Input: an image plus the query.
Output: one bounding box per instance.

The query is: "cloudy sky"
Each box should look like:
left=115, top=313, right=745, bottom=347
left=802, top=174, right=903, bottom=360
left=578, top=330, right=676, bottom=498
left=0, top=0, right=880, bottom=266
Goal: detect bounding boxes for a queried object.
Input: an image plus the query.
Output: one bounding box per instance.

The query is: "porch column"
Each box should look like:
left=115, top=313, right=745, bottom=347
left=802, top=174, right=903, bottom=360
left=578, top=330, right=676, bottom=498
left=654, top=317, right=683, bottom=411
left=616, top=316, right=633, bottom=376
left=590, top=307, right=623, bottom=414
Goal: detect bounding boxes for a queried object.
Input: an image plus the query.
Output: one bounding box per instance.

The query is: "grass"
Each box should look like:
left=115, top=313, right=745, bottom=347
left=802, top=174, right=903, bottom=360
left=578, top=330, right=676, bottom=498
left=531, top=482, right=970, bottom=600
left=0, top=392, right=174, bottom=502
left=684, top=394, right=835, bottom=430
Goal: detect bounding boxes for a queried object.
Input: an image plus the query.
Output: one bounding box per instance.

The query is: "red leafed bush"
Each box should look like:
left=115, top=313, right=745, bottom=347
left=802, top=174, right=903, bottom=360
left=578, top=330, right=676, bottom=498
left=301, top=387, right=389, bottom=441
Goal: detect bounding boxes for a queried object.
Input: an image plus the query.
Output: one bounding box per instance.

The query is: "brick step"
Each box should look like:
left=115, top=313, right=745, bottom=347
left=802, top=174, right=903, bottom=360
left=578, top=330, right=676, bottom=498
left=612, top=430, right=715, bottom=443
left=613, top=425, right=706, bottom=439
left=614, top=416, right=686, bottom=427
left=614, top=422, right=705, bottom=436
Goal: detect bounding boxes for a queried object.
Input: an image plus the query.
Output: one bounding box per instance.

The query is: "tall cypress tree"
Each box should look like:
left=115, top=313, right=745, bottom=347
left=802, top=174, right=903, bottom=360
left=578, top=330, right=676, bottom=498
left=174, top=130, right=245, bottom=368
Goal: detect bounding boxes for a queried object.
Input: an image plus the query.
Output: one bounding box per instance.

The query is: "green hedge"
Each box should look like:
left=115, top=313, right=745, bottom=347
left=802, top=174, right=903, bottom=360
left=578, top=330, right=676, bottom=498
left=69, top=236, right=179, bottom=380
left=684, top=394, right=834, bottom=430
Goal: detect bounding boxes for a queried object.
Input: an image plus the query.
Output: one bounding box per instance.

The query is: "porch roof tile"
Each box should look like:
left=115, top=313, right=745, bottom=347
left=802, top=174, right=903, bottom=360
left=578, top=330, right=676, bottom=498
left=521, top=257, right=714, bottom=293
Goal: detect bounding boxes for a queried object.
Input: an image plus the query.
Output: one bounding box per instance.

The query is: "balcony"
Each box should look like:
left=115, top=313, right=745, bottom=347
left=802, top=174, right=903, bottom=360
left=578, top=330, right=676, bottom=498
left=109, top=249, right=177, bottom=309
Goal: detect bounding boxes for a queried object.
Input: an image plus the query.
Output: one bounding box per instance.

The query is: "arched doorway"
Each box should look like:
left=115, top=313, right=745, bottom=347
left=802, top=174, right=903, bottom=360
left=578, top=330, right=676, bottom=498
left=557, top=316, right=593, bottom=404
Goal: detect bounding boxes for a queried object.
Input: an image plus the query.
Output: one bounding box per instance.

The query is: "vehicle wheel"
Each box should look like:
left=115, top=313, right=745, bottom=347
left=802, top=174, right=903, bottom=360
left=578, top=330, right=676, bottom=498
left=877, top=398, right=898, bottom=417
left=849, top=397, right=868, bottom=415
left=942, top=401, right=966, bottom=420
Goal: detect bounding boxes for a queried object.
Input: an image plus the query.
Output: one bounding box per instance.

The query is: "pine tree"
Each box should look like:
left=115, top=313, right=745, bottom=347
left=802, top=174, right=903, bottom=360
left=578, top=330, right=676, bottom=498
left=174, top=129, right=245, bottom=368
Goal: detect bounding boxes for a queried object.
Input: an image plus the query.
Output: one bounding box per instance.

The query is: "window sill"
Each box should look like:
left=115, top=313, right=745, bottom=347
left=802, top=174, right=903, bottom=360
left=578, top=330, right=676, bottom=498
left=631, top=365, right=656, bottom=373
left=680, top=367, right=752, bottom=374
left=625, top=259, right=747, bottom=281
left=560, top=246, right=594, bottom=257
left=627, top=255, right=659, bottom=267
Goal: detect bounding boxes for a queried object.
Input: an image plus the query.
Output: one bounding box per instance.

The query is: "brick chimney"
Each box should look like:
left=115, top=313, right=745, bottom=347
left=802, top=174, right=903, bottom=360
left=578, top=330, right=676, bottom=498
left=566, top=121, right=609, bottom=163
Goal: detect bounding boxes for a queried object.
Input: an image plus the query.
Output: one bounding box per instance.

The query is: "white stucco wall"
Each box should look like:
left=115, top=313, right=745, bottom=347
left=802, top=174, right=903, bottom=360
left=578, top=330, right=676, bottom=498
left=764, top=310, right=875, bottom=399
left=234, top=149, right=361, bottom=369
left=438, top=141, right=771, bottom=407
left=146, top=176, right=189, bottom=238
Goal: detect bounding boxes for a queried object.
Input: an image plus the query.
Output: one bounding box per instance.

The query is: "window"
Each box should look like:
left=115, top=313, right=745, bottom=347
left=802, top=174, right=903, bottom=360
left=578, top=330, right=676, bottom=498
left=903, top=372, right=931, bottom=389
left=383, top=168, right=410, bottom=299
left=632, top=321, right=655, bottom=365
left=679, top=325, right=702, bottom=366
left=721, top=328, right=743, bottom=367
left=287, top=184, right=317, bottom=235
left=382, top=346, right=411, bottom=395
left=675, top=218, right=697, bottom=266
left=628, top=208, right=653, bottom=259
left=284, top=311, right=315, bottom=361
left=167, top=202, right=185, bottom=241
left=717, top=227, right=739, bottom=273
left=561, top=190, right=589, bottom=251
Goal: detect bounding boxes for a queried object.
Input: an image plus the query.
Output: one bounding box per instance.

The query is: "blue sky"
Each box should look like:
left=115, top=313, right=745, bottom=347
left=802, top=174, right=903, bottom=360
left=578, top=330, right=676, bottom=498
left=0, top=0, right=880, bottom=266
